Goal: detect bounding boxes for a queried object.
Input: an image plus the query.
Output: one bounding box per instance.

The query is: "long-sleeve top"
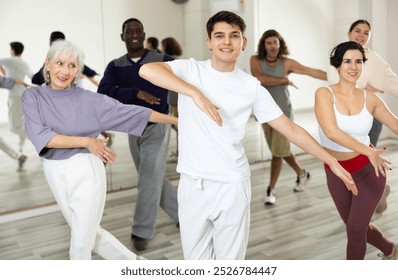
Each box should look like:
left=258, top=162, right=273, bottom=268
left=22, top=85, right=152, bottom=160
left=97, top=50, right=173, bottom=114
left=0, top=76, right=16, bottom=89
left=327, top=48, right=398, bottom=96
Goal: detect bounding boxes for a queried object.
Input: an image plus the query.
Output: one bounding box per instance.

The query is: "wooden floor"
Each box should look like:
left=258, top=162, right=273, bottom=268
left=0, top=114, right=397, bottom=260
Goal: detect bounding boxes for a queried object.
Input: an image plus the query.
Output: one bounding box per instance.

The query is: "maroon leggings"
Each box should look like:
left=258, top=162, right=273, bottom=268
left=325, top=161, right=392, bottom=259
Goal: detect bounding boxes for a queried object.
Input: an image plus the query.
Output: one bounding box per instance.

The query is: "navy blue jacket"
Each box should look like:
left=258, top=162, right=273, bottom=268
left=97, top=50, right=173, bottom=114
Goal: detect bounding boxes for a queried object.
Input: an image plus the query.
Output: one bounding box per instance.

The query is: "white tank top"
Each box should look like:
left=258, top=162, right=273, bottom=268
left=318, top=87, right=373, bottom=152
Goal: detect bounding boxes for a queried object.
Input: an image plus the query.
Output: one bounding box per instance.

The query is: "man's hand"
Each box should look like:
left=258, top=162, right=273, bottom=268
left=191, top=91, right=222, bottom=126
left=15, top=80, right=30, bottom=88
left=137, top=90, right=161, bottom=105
left=329, top=159, right=358, bottom=195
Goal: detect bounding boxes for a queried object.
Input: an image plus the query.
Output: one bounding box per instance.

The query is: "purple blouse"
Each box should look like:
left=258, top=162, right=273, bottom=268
left=22, top=85, right=152, bottom=159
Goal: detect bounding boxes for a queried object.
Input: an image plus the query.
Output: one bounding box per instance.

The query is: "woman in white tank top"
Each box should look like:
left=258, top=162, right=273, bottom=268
left=315, top=41, right=398, bottom=260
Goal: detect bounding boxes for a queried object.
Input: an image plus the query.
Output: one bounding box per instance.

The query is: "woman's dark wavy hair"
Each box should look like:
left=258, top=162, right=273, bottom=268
left=161, top=37, right=183, bottom=57
left=256, top=29, right=289, bottom=60
left=329, top=41, right=367, bottom=68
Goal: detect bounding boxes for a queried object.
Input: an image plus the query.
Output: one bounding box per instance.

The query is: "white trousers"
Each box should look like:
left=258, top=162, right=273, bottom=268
left=0, top=137, right=20, bottom=160
left=7, top=96, right=26, bottom=152
left=43, top=153, right=137, bottom=260
left=178, top=174, right=251, bottom=260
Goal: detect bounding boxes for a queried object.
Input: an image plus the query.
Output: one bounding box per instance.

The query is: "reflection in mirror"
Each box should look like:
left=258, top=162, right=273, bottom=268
left=0, top=117, right=266, bottom=214
left=0, top=126, right=176, bottom=214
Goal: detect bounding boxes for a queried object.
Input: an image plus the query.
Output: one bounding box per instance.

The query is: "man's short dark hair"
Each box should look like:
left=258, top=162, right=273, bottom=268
left=206, top=11, right=246, bottom=38
left=10, top=42, right=24, bottom=56
left=50, top=31, right=65, bottom=45
left=122, top=18, right=144, bottom=32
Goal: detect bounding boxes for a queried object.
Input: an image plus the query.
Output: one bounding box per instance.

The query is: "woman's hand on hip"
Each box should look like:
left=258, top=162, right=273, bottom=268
left=87, top=137, right=117, bottom=164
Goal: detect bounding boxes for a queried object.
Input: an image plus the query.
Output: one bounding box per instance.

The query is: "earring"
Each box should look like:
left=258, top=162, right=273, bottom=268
left=46, top=71, right=50, bottom=78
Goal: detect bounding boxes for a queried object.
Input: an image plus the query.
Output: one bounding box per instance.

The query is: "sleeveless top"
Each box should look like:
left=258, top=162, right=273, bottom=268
left=318, top=87, right=373, bottom=152
left=259, top=58, right=292, bottom=118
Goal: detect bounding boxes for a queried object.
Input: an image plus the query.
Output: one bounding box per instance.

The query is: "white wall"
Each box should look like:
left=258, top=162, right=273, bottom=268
left=1, top=0, right=397, bottom=137
left=380, top=0, right=398, bottom=139
left=0, top=0, right=184, bottom=123
left=327, top=0, right=398, bottom=140
left=386, top=0, right=398, bottom=71
left=182, top=0, right=256, bottom=73
left=254, top=0, right=334, bottom=112
left=100, top=0, right=185, bottom=63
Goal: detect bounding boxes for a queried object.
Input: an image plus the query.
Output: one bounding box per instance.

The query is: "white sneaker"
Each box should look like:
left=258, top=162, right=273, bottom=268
left=378, top=241, right=398, bottom=260
left=294, top=170, right=310, bottom=192
left=265, top=187, right=276, bottom=205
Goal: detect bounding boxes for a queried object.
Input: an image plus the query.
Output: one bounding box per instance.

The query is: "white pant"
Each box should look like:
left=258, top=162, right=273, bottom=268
left=43, top=153, right=137, bottom=260
left=7, top=96, right=26, bottom=152
left=178, top=174, right=251, bottom=260
left=0, top=137, right=20, bottom=160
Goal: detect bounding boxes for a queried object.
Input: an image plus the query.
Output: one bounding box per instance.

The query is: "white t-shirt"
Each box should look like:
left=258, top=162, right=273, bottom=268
left=0, top=57, right=32, bottom=97
left=167, top=58, right=283, bottom=183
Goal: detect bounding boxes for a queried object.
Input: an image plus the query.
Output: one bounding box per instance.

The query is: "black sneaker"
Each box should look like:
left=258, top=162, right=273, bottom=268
left=17, top=155, right=27, bottom=171
left=131, top=234, right=148, bottom=251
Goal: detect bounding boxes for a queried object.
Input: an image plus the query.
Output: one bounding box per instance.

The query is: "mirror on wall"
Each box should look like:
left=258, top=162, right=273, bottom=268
left=0, top=0, right=187, bottom=215
left=0, top=0, right=264, bottom=215
left=0, top=119, right=266, bottom=214
left=3, top=0, right=396, bottom=216
left=0, top=127, right=181, bottom=214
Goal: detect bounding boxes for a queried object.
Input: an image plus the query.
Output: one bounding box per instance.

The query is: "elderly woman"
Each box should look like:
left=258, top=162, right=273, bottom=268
left=22, top=40, right=177, bottom=260
left=315, top=41, right=398, bottom=260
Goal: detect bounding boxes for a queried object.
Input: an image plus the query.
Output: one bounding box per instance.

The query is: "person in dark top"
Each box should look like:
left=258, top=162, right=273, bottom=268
left=145, top=37, right=161, bottom=53
left=97, top=18, right=178, bottom=252
left=31, top=31, right=99, bottom=86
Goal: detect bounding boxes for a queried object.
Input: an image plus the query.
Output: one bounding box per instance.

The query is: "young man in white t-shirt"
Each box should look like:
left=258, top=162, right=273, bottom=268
left=139, top=11, right=356, bottom=260
left=0, top=42, right=32, bottom=153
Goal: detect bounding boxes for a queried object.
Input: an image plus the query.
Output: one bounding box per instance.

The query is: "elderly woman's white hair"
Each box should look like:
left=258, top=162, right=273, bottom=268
left=43, top=40, right=85, bottom=85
